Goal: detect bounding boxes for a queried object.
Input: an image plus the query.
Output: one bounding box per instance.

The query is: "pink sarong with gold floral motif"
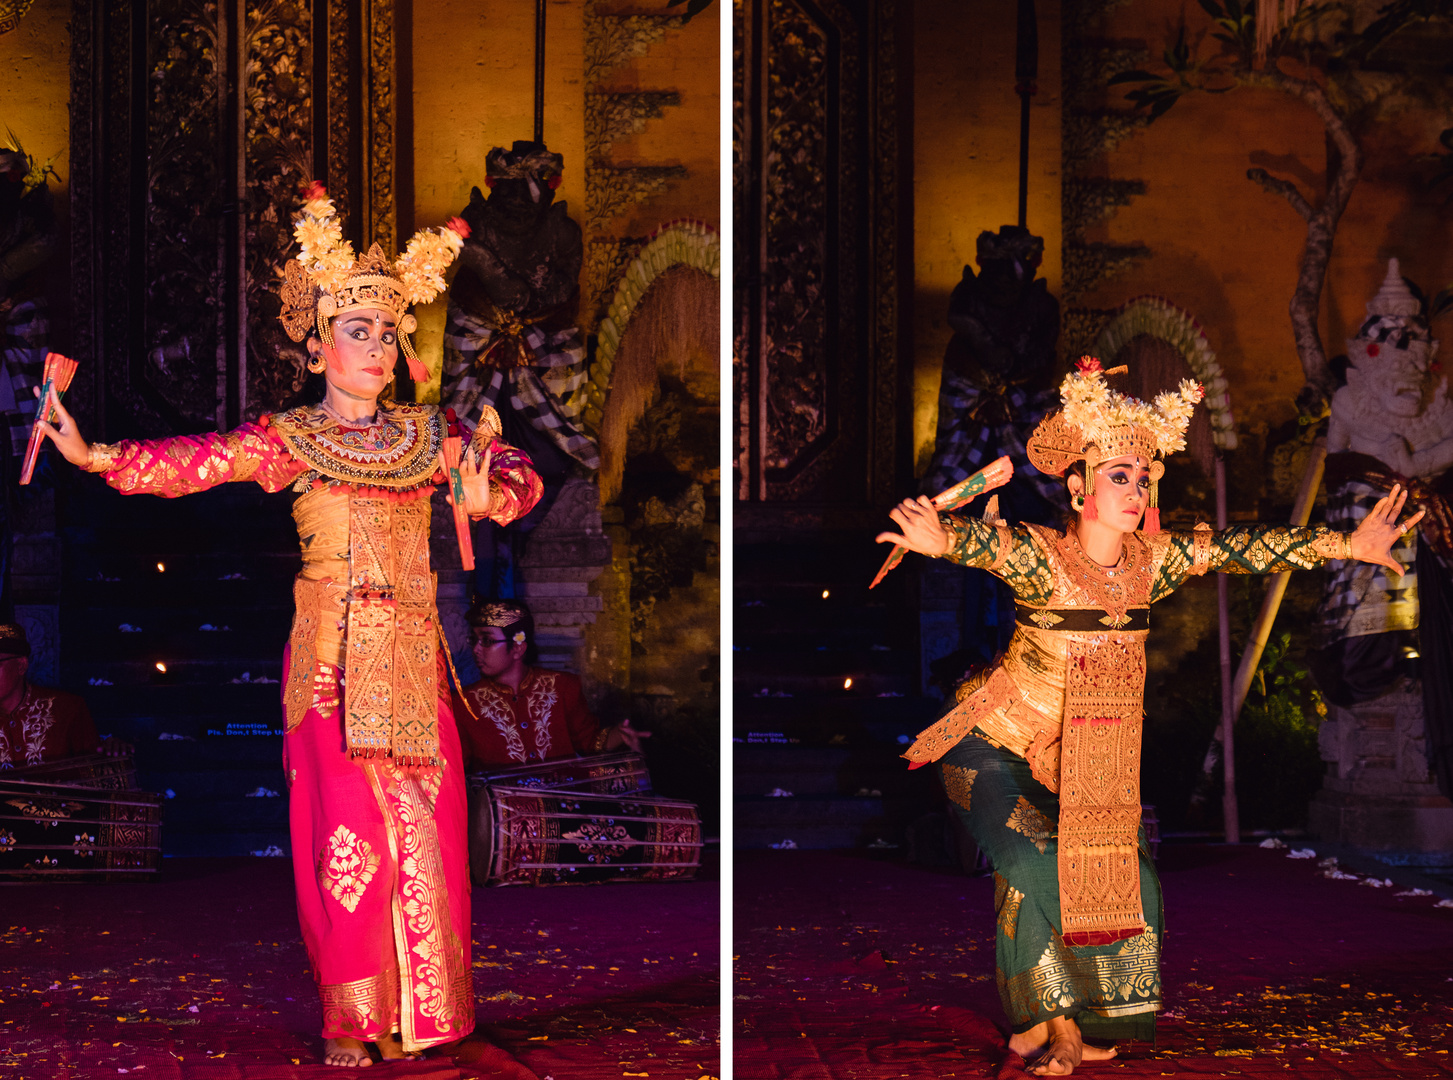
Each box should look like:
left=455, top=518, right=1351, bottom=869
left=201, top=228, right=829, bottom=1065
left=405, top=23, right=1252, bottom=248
left=282, top=651, right=474, bottom=1052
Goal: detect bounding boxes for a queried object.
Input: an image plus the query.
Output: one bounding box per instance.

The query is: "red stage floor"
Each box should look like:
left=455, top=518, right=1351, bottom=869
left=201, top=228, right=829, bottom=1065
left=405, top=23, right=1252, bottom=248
left=1, top=858, right=718, bottom=1079
left=735, top=845, right=1453, bottom=1079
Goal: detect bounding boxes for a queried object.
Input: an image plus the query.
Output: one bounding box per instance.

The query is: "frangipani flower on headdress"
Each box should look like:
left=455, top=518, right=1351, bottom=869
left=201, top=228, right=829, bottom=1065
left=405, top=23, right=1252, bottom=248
left=1027, top=357, right=1204, bottom=533
left=1057, top=359, right=1203, bottom=462
left=278, top=180, right=469, bottom=381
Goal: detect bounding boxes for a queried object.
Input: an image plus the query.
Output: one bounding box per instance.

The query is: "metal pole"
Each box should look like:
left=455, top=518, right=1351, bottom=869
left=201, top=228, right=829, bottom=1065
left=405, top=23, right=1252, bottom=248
left=1224, top=437, right=1328, bottom=843
left=1014, top=0, right=1038, bottom=228
left=534, top=0, right=546, bottom=144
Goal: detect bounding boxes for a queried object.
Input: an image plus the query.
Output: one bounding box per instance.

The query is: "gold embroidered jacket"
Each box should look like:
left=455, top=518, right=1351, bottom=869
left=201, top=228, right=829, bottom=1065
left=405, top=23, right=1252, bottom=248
left=87, top=403, right=544, bottom=766
left=905, top=516, right=1348, bottom=945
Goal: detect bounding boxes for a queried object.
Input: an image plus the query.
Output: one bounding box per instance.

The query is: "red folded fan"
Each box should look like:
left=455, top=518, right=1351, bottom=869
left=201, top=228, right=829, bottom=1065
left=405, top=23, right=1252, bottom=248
left=20, top=352, right=79, bottom=486
left=441, top=436, right=476, bottom=571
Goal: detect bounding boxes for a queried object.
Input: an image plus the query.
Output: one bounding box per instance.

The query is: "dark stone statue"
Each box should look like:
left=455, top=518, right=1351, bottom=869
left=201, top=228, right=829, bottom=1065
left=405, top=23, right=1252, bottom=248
left=922, top=226, right=1062, bottom=680
left=441, top=141, right=598, bottom=600
left=941, top=226, right=1060, bottom=406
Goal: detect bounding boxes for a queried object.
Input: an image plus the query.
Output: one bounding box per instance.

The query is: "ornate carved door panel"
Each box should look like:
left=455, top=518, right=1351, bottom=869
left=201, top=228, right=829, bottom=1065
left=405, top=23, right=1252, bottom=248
left=68, top=0, right=406, bottom=440
left=733, top=0, right=910, bottom=531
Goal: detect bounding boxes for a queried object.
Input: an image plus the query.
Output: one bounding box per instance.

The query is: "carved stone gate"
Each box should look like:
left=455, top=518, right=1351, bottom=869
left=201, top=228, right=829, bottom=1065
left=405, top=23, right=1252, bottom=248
left=68, top=0, right=407, bottom=440
left=733, top=0, right=911, bottom=534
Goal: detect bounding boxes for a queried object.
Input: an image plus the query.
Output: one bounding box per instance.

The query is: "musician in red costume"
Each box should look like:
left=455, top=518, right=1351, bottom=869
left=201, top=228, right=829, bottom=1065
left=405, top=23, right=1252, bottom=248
left=36, top=185, right=543, bottom=1068
left=0, top=621, right=132, bottom=766
left=456, top=599, right=648, bottom=768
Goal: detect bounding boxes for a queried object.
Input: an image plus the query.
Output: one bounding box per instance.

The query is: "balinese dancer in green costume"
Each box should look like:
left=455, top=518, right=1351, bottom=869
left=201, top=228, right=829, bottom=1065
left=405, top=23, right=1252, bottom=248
left=876, top=358, right=1421, bottom=1076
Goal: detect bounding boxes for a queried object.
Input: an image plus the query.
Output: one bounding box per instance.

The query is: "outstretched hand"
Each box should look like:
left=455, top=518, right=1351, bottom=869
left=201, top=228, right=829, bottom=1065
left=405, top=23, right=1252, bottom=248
left=32, top=384, right=90, bottom=467
left=1350, top=483, right=1425, bottom=576
left=875, top=495, right=950, bottom=557
left=443, top=441, right=496, bottom=517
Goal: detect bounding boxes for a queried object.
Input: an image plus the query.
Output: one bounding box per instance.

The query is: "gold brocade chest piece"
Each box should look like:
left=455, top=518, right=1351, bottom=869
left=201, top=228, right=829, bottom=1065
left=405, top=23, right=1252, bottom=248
left=272, top=403, right=444, bottom=489
left=1049, top=529, right=1155, bottom=623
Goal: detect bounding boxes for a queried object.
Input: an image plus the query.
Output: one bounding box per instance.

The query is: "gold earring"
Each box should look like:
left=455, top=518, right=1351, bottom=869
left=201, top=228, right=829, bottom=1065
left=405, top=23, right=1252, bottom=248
left=307, top=355, right=326, bottom=374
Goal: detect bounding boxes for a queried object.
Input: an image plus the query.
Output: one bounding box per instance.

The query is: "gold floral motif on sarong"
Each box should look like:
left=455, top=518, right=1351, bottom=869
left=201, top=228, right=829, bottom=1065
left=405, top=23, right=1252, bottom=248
left=1006, top=797, right=1055, bottom=854
left=943, top=764, right=977, bottom=813
left=995, top=873, right=1024, bottom=941
left=376, top=761, right=473, bottom=1047
left=318, top=825, right=381, bottom=913
left=1005, top=927, right=1160, bottom=1022
left=320, top=967, right=401, bottom=1038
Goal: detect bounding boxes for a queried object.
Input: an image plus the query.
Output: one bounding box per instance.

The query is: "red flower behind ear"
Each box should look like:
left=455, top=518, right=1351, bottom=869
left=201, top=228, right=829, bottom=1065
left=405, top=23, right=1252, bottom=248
left=484, top=177, right=496, bottom=188
left=445, top=216, right=471, bottom=240
left=548, top=175, right=563, bottom=189
left=1076, top=355, right=1103, bottom=375
left=300, top=180, right=327, bottom=201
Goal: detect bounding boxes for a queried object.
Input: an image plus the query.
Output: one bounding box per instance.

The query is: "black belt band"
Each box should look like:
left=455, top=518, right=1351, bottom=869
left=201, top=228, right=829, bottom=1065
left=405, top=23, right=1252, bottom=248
left=1014, top=604, right=1150, bottom=632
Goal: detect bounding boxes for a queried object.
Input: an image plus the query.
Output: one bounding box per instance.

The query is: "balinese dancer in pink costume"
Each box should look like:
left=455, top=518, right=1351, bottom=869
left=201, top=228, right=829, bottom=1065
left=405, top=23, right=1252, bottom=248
left=37, top=184, right=543, bottom=1067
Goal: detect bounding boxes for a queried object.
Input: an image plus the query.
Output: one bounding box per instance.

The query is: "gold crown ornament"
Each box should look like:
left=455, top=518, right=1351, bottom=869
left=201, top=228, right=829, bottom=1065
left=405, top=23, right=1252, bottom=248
left=278, top=181, right=470, bottom=382
left=1025, top=356, right=1203, bottom=532
left=474, top=602, right=525, bottom=628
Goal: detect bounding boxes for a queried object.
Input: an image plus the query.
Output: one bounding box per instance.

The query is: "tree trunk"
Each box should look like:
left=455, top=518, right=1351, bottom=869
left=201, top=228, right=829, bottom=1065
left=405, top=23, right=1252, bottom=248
left=1243, top=70, right=1362, bottom=413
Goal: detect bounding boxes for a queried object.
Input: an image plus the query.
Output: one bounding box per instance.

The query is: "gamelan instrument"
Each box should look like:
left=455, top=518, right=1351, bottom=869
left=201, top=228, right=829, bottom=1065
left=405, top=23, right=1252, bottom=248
left=4, top=752, right=138, bottom=791
left=0, top=777, right=162, bottom=882
left=465, top=754, right=700, bottom=886
left=469, top=750, right=652, bottom=797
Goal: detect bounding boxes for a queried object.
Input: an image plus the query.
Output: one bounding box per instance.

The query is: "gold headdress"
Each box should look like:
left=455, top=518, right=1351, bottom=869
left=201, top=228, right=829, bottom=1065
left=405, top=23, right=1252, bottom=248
left=278, top=181, right=469, bottom=382
left=0, top=621, right=29, bottom=658
left=1026, top=356, right=1203, bottom=532
left=474, top=602, right=524, bottom=628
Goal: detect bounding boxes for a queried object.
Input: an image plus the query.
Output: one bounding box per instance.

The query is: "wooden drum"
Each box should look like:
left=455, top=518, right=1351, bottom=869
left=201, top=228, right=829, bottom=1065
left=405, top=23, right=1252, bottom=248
left=467, top=783, right=701, bottom=887
left=468, top=751, right=652, bottom=798
left=0, top=777, right=162, bottom=882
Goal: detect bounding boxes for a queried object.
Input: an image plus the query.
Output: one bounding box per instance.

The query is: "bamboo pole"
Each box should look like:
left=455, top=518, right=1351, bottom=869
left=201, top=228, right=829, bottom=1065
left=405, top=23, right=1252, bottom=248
left=1215, top=454, right=1233, bottom=836
left=1222, top=436, right=1327, bottom=843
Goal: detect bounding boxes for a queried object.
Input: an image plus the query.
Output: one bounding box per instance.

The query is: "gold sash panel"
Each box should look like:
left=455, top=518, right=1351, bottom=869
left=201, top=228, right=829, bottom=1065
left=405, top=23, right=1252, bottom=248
left=1057, top=633, right=1148, bottom=946
left=345, top=497, right=439, bottom=766
left=283, top=489, right=442, bottom=766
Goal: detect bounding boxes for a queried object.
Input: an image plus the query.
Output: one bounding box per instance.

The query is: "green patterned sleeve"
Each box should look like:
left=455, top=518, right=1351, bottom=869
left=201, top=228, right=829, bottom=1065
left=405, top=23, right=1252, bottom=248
left=1150, top=524, right=1350, bottom=602
left=937, top=514, right=1056, bottom=604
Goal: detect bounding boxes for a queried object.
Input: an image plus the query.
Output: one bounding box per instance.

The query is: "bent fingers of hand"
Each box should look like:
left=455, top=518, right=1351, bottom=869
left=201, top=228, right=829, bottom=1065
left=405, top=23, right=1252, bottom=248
left=875, top=531, right=910, bottom=546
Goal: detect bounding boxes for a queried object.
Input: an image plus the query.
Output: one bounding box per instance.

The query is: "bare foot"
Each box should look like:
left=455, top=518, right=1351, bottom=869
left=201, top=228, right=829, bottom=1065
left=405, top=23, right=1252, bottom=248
left=376, top=1034, right=419, bottom=1061
left=323, top=1037, right=373, bottom=1067
left=1008, top=1019, right=1116, bottom=1074
left=1025, top=1016, right=1089, bottom=1076
left=1008, top=1020, right=1049, bottom=1061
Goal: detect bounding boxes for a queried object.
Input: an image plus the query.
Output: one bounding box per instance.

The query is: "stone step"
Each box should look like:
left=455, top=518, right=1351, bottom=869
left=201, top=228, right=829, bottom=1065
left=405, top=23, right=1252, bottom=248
left=735, top=671, right=916, bottom=699
left=734, top=694, right=939, bottom=728
left=733, top=796, right=895, bottom=850
left=733, top=649, right=915, bottom=682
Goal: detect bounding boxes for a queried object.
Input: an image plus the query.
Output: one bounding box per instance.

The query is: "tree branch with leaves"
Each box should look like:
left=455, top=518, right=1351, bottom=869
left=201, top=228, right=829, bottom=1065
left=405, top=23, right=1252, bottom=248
left=1111, top=0, right=1452, bottom=414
